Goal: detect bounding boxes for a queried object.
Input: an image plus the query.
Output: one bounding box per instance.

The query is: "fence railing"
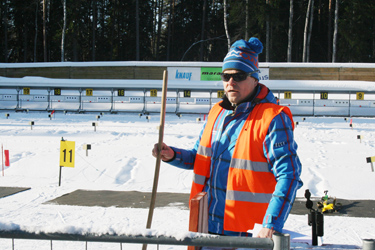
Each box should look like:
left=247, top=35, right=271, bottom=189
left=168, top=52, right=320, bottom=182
left=1, top=230, right=374, bottom=249
left=0, top=229, right=291, bottom=250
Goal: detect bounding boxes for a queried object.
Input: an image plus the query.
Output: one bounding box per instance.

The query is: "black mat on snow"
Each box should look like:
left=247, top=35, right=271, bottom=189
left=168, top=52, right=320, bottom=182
left=0, top=187, right=31, bottom=199
left=45, top=189, right=375, bottom=218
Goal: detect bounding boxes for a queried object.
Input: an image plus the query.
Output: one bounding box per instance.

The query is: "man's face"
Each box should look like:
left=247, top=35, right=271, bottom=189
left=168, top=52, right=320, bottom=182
left=222, top=69, right=258, bottom=105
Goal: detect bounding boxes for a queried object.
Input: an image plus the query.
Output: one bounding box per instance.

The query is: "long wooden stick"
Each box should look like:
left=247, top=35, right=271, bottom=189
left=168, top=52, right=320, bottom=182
left=142, top=70, right=168, bottom=250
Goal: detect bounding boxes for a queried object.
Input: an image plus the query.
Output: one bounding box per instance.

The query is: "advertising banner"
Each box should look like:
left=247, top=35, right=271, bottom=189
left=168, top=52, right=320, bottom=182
left=168, top=67, right=270, bottom=81
left=168, top=67, right=201, bottom=81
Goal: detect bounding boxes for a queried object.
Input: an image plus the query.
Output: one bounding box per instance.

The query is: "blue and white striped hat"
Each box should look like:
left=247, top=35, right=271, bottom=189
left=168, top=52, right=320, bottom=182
left=222, top=37, right=263, bottom=80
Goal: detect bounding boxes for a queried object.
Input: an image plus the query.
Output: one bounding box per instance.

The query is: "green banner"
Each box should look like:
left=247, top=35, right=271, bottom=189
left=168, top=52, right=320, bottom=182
left=200, top=67, right=222, bottom=81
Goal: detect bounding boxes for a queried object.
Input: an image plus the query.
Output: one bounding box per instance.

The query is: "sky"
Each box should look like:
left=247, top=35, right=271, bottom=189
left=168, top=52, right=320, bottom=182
left=0, top=109, right=374, bottom=250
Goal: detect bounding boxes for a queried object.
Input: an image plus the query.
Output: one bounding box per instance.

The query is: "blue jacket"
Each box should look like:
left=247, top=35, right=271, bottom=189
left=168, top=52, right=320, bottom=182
left=167, top=84, right=303, bottom=236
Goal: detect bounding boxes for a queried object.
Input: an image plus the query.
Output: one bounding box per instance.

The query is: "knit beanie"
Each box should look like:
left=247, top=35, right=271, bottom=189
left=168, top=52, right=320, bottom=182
left=222, top=37, right=263, bottom=80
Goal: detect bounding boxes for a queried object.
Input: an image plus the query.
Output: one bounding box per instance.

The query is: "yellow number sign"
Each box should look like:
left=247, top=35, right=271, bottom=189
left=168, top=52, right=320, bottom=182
left=320, top=92, right=328, bottom=99
left=23, top=88, right=30, bottom=95
left=217, top=90, right=224, bottom=98
left=54, top=88, right=61, bottom=96
left=284, top=91, right=292, bottom=99
left=118, top=89, right=125, bottom=96
left=86, top=89, right=93, bottom=96
left=356, top=92, right=364, bottom=100
left=60, top=140, right=75, bottom=168
left=184, top=90, right=191, bottom=98
left=150, top=89, right=157, bottom=97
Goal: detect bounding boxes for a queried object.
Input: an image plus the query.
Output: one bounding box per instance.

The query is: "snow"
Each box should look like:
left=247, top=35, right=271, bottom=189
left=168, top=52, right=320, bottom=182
left=0, top=110, right=375, bottom=249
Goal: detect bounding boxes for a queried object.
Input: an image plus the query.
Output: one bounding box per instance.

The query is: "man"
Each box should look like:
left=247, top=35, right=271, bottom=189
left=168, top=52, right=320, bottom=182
left=152, top=37, right=302, bottom=238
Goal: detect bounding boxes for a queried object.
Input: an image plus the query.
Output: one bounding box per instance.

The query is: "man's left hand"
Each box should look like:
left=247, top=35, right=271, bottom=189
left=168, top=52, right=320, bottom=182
left=256, top=228, right=276, bottom=238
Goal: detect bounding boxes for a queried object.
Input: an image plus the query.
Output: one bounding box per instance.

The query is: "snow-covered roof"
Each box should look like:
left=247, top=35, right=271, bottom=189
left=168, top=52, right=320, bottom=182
left=1, top=76, right=375, bottom=93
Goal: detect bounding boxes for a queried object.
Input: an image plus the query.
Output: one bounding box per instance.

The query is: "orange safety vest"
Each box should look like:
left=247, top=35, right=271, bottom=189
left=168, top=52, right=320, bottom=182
left=190, top=101, right=294, bottom=232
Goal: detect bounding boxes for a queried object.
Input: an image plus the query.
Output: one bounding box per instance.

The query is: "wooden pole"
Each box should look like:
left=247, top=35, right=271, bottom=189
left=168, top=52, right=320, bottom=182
left=142, top=70, right=168, bottom=250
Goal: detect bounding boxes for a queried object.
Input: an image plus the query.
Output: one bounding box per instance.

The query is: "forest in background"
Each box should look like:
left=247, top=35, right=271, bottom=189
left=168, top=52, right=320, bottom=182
left=0, top=0, right=374, bottom=64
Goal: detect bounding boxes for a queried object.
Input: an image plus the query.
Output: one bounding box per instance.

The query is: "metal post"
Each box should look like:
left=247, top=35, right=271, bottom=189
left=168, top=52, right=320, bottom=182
left=367, top=157, right=375, bottom=172
left=311, top=210, right=318, bottom=246
left=313, top=90, right=316, bottom=116
left=47, top=89, right=51, bottom=110
left=175, top=90, right=179, bottom=114
left=16, top=88, right=20, bottom=110
left=272, top=233, right=290, bottom=250
left=58, top=166, right=62, bottom=186
left=363, top=239, right=375, bottom=250
left=111, top=89, right=114, bottom=112
left=142, top=89, right=147, bottom=114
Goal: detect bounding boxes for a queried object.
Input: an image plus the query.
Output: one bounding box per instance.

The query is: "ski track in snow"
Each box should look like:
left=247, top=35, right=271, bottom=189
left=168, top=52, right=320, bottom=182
left=114, top=157, right=138, bottom=185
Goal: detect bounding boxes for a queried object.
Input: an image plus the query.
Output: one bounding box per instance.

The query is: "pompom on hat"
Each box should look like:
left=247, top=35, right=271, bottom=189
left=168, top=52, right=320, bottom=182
left=222, top=37, right=263, bottom=80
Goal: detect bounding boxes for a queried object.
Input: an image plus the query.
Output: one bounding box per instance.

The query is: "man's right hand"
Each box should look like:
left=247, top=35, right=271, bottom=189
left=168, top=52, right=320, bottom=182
left=152, top=142, right=175, bottom=161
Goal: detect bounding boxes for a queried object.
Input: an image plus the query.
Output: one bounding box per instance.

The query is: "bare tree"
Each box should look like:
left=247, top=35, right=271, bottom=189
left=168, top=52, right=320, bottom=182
left=327, top=0, right=332, bottom=61
left=223, top=0, right=230, bottom=50
left=265, top=0, right=270, bottom=62
left=3, top=0, right=8, bottom=62
left=303, top=0, right=312, bottom=62
left=136, top=0, right=139, bottom=61
left=61, top=0, right=67, bottom=62
left=306, top=0, right=314, bottom=62
left=245, top=0, right=249, bottom=41
left=43, top=0, right=47, bottom=62
left=152, top=0, right=158, bottom=57
left=199, top=0, right=207, bottom=61
left=166, top=0, right=174, bottom=61
left=287, top=0, right=293, bottom=62
left=34, top=0, right=38, bottom=62
left=92, top=0, right=97, bottom=61
left=155, top=0, right=163, bottom=59
left=332, top=0, right=339, bottom=62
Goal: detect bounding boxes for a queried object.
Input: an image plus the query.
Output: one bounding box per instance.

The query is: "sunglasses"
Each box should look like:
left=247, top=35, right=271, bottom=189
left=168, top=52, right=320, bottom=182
left=220, top=70, right=260, bottom=82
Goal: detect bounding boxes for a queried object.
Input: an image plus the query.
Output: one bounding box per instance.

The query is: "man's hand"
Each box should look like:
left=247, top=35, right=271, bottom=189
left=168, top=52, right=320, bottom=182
left=256, top=227, right=276, bottom=238
left=152, top=142, right=174, bottom=161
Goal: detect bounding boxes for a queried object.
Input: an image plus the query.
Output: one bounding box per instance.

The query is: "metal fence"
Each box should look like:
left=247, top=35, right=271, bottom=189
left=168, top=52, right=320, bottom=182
left=0, top=230, right=292, bottom=250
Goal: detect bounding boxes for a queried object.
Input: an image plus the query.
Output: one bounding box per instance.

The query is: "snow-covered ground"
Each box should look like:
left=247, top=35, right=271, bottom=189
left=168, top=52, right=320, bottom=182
left=0, top=111, right=375, bottom=249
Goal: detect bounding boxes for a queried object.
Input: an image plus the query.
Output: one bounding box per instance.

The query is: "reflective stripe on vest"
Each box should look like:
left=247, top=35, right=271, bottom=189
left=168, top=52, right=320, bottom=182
left=230, top=158, right=269, bottom=172
left=197, top=144, right=212, bottom=157
left=226, top=190, right=273, bottom=204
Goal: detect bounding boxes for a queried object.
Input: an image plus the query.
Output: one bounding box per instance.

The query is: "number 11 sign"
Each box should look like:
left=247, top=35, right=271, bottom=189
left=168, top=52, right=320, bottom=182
left=60, top=140, right=75, bottom=168
left=59, top=138, right=75, bottom=186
